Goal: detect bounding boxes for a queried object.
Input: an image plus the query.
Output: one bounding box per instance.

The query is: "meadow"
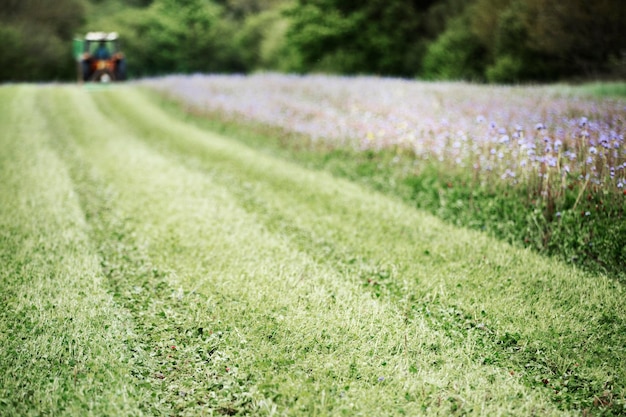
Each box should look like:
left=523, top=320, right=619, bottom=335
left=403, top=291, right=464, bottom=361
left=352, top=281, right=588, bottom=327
left=143, top=74, right=626, bottom=278
left=0, top=80, right=625, bottom=416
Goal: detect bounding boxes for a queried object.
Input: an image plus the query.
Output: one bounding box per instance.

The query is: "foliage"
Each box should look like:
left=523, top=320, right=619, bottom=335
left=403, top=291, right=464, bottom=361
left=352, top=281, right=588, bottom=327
left=0, top=0, right=86, bottom=81
left=1, top=0, right=625, bottom=81
left=235, top=8, right=292, bottom=71
left=421, top=17, right=486, bottom=81
left=284, top=0, right=430, bottom=76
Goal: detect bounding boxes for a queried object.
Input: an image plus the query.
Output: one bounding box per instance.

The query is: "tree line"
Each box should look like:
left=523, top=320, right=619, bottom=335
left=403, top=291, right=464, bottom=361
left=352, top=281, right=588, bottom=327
left=1, top=0, right=624, bottom=82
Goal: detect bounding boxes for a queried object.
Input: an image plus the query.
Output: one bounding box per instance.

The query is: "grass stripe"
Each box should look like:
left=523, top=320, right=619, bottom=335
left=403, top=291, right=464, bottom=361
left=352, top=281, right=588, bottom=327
left=0, top=86, right=144, bottom=416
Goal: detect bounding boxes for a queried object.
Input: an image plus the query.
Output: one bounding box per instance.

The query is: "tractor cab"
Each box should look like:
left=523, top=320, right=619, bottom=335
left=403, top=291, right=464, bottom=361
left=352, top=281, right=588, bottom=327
left=74, top=32, right=126, bottom=82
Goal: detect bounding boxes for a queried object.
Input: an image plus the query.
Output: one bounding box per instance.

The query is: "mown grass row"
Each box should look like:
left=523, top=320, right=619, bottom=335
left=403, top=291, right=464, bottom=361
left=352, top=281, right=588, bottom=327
left=0, top=86, right=144, bottom=415
left=1, top=84, right=624, bottom=416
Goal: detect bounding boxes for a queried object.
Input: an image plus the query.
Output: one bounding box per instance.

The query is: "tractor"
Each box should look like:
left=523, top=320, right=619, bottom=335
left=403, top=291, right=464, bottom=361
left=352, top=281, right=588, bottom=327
left=74, top=32, right=127, bottom=82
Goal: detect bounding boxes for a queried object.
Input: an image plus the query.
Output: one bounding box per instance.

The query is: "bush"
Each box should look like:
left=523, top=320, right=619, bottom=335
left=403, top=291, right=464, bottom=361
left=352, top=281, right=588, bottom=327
left=421, top=18, right=485, bottom=81
left=485, top=55, right=524, bottom=83
left=0, top=23, right=75, bottom=81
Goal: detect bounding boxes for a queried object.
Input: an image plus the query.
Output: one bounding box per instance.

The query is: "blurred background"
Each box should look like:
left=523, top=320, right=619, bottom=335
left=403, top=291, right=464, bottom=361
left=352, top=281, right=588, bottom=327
left=1, top=0, right=624, bottom=83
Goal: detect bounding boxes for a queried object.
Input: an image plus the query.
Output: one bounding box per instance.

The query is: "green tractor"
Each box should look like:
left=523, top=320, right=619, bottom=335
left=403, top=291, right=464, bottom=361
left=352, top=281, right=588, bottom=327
left=73, top=32, right=127, bottom=82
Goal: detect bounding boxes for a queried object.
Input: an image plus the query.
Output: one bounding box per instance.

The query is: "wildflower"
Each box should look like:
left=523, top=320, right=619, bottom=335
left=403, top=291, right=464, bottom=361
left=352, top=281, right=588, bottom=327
left=535, top=122, right=545, bottom=130
left=378, top=376, right=385, bottom=382
left=589, top=146, right=597, bottom=155
left=547, top=156, right=557, bottom=167
left=579, top=117, right=588, bottom=127
left=476, top=115, right=486, bottom=123
left=499, top=135, right=510, bottom=143
left=556, top=212, right=562, bottom=218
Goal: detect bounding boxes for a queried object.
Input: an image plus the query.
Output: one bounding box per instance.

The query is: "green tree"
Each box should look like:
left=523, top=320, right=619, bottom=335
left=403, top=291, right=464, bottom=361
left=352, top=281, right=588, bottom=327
left=284, top=0, right=436, bottom=76
left=0, top=0, right=87, bottom=81
left=90, top=0, right=247, bottom=76
left=523, top=0, right=626, bottom=77
left=421, top=16, right=486, bottom=81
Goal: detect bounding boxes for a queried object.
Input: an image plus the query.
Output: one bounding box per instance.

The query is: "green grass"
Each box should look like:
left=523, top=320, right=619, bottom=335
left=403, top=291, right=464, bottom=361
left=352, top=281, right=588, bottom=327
left=1, top=84, right=625, bottom=416
left=550, top=81, right=626, bottom=98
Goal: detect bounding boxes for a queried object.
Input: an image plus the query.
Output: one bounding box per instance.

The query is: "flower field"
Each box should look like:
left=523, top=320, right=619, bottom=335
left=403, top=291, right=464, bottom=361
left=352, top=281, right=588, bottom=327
left=143, top=74, right=626, bottom=277
left=143, top=74, right=626, bottom=199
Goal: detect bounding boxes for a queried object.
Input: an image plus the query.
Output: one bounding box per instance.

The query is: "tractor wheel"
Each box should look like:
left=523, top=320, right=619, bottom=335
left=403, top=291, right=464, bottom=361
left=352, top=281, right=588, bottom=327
left=91, top=69, right=115, bottom=83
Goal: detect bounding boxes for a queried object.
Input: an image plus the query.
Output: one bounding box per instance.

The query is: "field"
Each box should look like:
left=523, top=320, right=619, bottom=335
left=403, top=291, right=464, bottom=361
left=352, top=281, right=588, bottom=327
left=144, top=75, right=626, bottom=278
left=1, top=80, right=625, bottom=416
